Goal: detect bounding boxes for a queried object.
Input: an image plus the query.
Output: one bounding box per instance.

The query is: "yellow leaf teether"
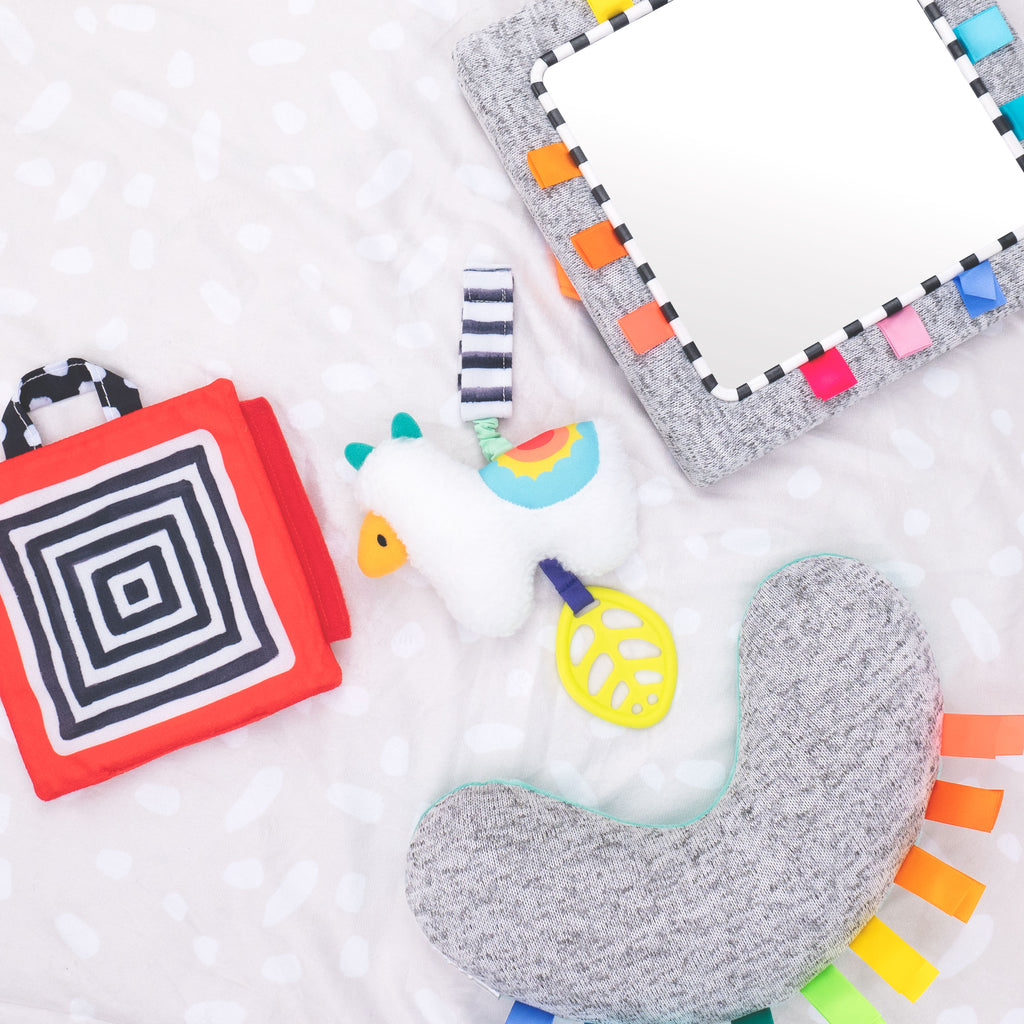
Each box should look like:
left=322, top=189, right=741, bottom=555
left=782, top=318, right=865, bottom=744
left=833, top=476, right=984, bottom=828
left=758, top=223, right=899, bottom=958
left=555, top=587, right=677, bottom=728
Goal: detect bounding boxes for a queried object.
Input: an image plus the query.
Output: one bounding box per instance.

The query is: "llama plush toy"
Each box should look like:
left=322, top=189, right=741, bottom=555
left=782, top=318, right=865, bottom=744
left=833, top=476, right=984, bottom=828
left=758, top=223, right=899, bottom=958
left=345, top=266, right=677, bottom=729
left=344, top=412, right=637, bottom=638
left=345, top=411, right=679, bottom=728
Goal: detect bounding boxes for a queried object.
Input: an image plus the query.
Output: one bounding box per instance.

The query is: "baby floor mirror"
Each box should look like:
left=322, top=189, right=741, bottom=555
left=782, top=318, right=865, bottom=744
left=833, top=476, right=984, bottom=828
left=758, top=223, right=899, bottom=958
left=455, top=0, right=1024, bottom=484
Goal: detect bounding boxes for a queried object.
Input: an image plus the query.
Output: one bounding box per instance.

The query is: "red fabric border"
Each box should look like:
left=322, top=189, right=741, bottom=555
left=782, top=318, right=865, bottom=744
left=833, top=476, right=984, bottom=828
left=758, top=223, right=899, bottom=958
left=240, top=397, right=350, bottom=643
left=0, top=379, right=343, bottom=799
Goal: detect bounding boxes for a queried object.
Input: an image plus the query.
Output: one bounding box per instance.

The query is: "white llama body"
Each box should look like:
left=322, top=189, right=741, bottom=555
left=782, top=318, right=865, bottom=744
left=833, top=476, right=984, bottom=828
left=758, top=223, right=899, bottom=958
left=354, top=421, right=637, bottom=636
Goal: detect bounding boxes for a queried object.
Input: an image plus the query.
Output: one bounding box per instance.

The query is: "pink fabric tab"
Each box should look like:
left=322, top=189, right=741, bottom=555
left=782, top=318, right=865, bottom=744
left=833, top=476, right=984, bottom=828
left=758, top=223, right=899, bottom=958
left=879, top=307, right=933, bottom=359
left=800, top=348, right=857, bottom=400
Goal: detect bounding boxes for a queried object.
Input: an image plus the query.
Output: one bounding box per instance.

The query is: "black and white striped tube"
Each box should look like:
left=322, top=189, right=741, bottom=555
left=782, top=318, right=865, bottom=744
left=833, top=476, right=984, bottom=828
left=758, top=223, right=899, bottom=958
left=459, top=266, right=514, bottom=422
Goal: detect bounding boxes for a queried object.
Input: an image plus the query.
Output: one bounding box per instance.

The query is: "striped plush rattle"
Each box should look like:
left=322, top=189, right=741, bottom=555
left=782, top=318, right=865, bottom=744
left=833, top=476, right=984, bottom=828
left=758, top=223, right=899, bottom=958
left=345, top=267, right=677, bottom=728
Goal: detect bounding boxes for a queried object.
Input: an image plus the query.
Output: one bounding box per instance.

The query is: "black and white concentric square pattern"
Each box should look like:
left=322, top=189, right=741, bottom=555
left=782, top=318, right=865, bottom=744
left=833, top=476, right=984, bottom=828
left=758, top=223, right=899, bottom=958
left=0, top=430, right=294, bottom=753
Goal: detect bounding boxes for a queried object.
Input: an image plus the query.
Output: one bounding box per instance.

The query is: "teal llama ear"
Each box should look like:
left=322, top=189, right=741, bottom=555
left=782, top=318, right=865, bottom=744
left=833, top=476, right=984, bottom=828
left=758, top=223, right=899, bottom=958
left=345, top=442, right=374, bottom=470
left=391, top=412, right=422, bottom=440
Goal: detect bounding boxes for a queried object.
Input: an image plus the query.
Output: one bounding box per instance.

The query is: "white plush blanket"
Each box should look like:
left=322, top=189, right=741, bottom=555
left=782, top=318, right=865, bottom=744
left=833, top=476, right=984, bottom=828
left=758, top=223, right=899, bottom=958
left=0, top=2, right=1020, bottom=1023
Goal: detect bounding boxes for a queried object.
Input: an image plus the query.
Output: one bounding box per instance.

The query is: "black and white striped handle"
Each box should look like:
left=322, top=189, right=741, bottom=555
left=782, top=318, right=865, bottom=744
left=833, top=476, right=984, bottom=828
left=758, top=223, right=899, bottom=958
left=1, top=357, right=142, bottom=460
left=458, top=266, right=513, bottom=422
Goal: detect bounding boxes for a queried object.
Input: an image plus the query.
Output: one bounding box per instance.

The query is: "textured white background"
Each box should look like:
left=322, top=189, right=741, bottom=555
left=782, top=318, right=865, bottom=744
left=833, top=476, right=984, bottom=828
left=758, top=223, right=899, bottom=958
left=0, top=2, right=1021, bottom=1023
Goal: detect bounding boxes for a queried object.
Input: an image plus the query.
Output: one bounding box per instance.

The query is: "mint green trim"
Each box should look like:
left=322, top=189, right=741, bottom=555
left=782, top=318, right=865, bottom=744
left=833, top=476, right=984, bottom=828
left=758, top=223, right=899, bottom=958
left=472, top=416, right=513, bottom=461
left=415, top=553, right=855, bottom=831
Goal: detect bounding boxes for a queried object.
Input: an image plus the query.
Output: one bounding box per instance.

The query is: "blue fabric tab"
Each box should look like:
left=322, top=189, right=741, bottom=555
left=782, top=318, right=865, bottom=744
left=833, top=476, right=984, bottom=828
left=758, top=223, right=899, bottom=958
left=506, top=1003, right=554, bottom=1024
left=539, top=558, right=595, bottom=615
left=1000, top=94, right=1024, bottom=139
left=954, top=6, right=1014, bottom=63
left=955, top=261, right=1006, bottom=317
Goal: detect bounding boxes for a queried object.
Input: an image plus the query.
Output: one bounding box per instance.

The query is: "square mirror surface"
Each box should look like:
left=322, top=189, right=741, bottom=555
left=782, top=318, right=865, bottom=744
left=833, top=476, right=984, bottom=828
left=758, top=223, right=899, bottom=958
left=540, top=0, right=1024, bottom=393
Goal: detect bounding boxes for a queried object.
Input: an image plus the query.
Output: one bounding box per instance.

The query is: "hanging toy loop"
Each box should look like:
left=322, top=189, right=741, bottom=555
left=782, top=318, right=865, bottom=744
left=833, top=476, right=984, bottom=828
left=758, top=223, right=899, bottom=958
left=453, top=264, right=677, bottom=728
left=472, top=417, right=513, bottom=461
left=459, top=265, right=514, bottom=460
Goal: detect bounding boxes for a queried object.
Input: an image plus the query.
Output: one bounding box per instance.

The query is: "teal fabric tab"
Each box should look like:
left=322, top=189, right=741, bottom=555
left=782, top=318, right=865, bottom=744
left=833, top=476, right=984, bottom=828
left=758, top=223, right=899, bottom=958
left=954, top=5, right=1014, bottom=63
left=1000, top=94, right=1024, bottom=139
left=734, top=1010, right=774, bottom=1024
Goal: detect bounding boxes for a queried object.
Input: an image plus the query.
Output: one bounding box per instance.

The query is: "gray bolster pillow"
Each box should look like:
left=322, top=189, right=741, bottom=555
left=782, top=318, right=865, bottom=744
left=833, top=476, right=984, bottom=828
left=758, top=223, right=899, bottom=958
left=406, top=556, right=942, bottom=1024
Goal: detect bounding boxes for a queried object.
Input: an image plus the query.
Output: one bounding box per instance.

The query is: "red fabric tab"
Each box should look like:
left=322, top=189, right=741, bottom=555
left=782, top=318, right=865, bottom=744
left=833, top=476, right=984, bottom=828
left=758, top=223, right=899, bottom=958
left=241, top=398, right=351, bottom=644
left=942, top=713, right=1024, bottom=758
left=800, top=348, right=857, bottom=400
left=618, top=301, right=674, bottom=355
left=926, top=780, right=1004, bottom=832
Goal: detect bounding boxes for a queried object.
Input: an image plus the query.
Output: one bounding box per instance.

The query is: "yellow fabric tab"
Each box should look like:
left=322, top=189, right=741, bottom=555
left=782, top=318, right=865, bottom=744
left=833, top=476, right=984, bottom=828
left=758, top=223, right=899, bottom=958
left=587, top=0, right=633, bottom=22
left=849, top=916, right=939, bottom=1002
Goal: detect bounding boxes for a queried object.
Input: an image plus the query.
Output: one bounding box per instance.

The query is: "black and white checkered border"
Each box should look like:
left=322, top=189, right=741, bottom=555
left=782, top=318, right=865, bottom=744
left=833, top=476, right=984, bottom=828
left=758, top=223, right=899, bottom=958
left=530, top=0, right=1024, bottom=402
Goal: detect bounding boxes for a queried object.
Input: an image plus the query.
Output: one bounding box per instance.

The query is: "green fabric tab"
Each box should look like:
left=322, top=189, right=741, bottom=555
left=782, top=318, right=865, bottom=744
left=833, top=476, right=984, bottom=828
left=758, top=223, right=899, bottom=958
left=733, top=1010, right=774, bottom=1024
left=801, top=965, right=884, bottom=1024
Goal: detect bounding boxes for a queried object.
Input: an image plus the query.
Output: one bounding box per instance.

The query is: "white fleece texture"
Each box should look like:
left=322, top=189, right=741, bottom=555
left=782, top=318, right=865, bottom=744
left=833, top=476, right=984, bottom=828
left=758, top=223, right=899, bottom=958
left=354, top=420, right=637, bottom=636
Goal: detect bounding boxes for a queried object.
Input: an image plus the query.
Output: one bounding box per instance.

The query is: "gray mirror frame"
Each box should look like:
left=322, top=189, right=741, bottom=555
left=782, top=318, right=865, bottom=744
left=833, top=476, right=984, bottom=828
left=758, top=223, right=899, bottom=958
left=454, top=0, right=1024, bottom=485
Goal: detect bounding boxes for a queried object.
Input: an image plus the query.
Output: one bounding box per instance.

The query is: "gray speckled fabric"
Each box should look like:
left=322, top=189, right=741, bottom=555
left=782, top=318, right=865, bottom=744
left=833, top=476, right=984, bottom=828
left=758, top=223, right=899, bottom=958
left=406, top=556, right=943, bottom=1024
left=453, top=0, right=1024, bottom=486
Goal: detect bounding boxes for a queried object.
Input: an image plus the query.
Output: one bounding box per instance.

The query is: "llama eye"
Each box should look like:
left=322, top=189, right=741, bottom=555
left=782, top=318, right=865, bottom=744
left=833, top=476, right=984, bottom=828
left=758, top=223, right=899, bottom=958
left=377, top=534, right=387, bottom=547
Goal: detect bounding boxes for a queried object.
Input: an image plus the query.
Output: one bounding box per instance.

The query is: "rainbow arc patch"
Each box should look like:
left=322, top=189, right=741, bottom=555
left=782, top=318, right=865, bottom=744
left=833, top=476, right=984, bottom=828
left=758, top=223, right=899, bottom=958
left=480, top=422, right=599, bottom=509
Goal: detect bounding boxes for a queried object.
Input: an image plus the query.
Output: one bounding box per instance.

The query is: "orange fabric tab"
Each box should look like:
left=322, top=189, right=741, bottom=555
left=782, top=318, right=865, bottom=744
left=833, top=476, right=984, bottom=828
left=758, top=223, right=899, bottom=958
left=894, top=845, right=985, bottom=922
left=942, top=713, right=1024, bottom=758
left=571, top=221, right=628, bottom=269
left=618, top=302, right=674, bottom=355
left=553, top=257, right=580, bottom=301
left=527, top=142, right=582, bottom=188
left=925, top=780, right=1004, bottom=832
